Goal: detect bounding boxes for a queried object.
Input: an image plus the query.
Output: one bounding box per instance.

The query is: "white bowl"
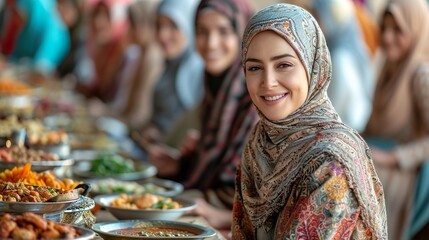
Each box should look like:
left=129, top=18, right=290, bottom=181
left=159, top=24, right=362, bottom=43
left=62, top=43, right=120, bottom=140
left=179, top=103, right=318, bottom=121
left=94, top=194, right=196, bottom=221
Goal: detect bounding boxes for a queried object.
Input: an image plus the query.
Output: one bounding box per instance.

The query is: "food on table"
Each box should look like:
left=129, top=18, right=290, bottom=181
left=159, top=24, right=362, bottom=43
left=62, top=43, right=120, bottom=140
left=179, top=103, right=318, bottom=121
left=0, top=182, right=66, bottom=202
left=0, top=164, right=80, bottom=190
left=0, top=116, right=26, bottom=138
left=27, top=130, right=68, bottom=145
left=0, top=116, right=69, bottom=145
left=44, top=114, right=97, bottom=134
left=0, top=146, right=59, bottom=163
left=110, top=226, right=195, bottom=237
left=0, top=79, right=32, bottom=96
left=91, top=178, right=166, bottom=194
left=69, top=133, right=119, bottom=151
left=0, top=213, right=80, bottom=239
left=111, top=193, right=181, bottom=210
left=89, top=154, right=135, bottom=175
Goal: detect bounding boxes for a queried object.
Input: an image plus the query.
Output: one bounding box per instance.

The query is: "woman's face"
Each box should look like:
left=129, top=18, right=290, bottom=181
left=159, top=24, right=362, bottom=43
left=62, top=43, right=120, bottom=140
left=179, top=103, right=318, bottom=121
left=196, top=10, right=239, bottom=76
left=91, top=4, right=112, bottom=45
left=57, top=0, right=79, bottom=28
left=245, top=31, right=308, bottom=121
left=129, top=22, right=151, bottom=47
left=157, top=16, right=187, bottom=60
left=381, top=13, right=412, bottom=62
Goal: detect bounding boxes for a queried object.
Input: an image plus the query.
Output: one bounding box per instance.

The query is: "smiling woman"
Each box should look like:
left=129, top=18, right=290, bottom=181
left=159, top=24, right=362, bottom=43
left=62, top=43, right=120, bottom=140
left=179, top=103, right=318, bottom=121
left=196, top=9, right=239, bottom=76
left=147, top=0, right=257, bottom=235
left=232, top=3, right=387, bottom=239
left=244, top=31, right=308, bottom=121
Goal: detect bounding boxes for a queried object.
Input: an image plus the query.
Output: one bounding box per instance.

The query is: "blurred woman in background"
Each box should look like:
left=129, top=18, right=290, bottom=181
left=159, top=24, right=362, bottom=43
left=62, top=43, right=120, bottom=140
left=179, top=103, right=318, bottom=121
left=311, top=0, right=374, bottom=133
left=6, top=0, right=69, bottom=76
left=149, top=0, right=256, bottom=234
left=80, top=0, right=130, bottom=104
left=56, top=0, right=86, bottom=81
left=119, top=0, right=163, bottom=129
left=139, top=0, right=204, bottom=146
left=363, top=0, right=429, bottom=239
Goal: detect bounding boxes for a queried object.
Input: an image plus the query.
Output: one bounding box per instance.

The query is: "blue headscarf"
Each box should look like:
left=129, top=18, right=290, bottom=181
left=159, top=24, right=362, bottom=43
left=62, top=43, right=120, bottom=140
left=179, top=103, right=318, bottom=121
left=10, top=0, right=70, bottom=74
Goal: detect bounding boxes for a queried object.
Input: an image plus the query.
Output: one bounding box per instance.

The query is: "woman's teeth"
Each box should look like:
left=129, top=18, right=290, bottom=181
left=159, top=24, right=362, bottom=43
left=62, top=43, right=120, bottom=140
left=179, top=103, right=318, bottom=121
left=264, top=94, right=285, bottom=101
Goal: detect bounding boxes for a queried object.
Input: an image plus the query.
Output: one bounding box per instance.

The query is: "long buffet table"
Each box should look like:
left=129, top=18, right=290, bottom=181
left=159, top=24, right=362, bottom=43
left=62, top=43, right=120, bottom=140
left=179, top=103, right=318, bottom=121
left=0, top=75, right=227, bottom=240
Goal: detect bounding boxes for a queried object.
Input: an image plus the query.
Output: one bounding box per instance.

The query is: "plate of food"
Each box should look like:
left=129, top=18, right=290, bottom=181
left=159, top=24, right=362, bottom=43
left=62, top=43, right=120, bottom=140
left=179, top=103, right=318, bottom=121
left=89, top=178, right=184, bottom=197
left=0, top=212, right=95, bottom=239
left=72, top=153, right=157, bottom=181
left=69, top=133, right=120, bottom=151
left=94, top=193, right=196, bottom=220
left=0, top=146, right=74, bottom=172
left=0, top=163, right=83, bottom=190
left=0, top=182, right=86, bottom=214
left=92, top=219, right=216, bottom=240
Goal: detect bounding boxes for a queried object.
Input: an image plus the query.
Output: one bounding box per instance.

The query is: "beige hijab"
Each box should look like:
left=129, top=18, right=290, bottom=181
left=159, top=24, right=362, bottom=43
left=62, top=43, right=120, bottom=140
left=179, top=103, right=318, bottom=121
left=364, top=0, right=429, bottom=142
left=122, top=0, right=163, bottom=128
left=235, top=3, right=387, bottom=239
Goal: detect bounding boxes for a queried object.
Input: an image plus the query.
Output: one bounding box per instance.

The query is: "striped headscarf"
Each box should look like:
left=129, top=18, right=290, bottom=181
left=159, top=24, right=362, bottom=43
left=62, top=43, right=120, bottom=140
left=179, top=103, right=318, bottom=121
left=236, top=3, right=387, bottom=238
left=182, top=0, right=257, bottom=199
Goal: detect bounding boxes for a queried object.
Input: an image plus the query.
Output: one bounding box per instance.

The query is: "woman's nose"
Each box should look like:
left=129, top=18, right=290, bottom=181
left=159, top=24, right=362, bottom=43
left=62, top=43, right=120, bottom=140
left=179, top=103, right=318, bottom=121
left=262, top=69, right=278, bottom=88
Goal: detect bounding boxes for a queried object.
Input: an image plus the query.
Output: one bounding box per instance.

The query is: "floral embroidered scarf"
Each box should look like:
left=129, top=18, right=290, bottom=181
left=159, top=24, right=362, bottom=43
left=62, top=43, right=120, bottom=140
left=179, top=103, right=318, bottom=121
left=234, top=3, right=387, bottom=239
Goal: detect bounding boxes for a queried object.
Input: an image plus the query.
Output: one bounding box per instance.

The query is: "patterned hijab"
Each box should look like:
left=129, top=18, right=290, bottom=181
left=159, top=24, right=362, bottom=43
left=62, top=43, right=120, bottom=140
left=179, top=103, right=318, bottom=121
left=182, top=0, right=257, bottom=192
left=364, top=0, right=429, bottom=142
left=238, top=3, right=386, bottom=238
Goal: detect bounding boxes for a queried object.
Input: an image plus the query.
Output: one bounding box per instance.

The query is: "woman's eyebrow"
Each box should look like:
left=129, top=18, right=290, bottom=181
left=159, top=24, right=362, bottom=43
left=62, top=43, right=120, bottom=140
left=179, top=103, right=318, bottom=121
left=245, top=53, right=296, bottom=64
left=245, top=58, right=262, bottom=64
left=271, top=53, right=295, bottom=61
left=244, top=53, right=296, bottom=63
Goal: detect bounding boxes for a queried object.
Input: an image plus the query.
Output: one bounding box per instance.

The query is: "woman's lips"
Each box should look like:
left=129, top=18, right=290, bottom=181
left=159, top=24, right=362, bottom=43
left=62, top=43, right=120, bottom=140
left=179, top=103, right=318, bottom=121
left=261, top=93, right=287, bottom=105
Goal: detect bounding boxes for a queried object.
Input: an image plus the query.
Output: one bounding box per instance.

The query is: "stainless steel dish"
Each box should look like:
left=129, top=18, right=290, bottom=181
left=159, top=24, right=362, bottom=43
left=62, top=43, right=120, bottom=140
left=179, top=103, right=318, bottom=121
left=95, top=116, right=129, bottom=139
left=73, top=161, right=157, bottom=181
left=71, top=149, right=101, bottom=161
left=61, top=196, right=96, bottom=227
left=31, top=143, right=71, bottom=159
left=67, top=225, right=96, bottom=240
left=91, top=219, right=216, bottom=240
left=139, top=178, right=184, bottom=197
left=88, top=178, right=184, bottom=197
left=0, top=158, right=74, bottom=172
left=0, top=128, right=26, bottom=147
left=0, top=198, right=79, bottom=214
left=94, top=194, right=196, bottom=221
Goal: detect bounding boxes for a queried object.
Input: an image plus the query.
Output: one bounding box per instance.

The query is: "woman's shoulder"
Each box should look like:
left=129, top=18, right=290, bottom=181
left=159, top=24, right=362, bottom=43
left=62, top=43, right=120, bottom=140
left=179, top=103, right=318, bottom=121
left=313, top=125, right=368, bottom=150
left=412, top=61, right=429, bottom=79
left=412, top=61, right=429, bottom=93
left=303, top=127, right=371, bottom=164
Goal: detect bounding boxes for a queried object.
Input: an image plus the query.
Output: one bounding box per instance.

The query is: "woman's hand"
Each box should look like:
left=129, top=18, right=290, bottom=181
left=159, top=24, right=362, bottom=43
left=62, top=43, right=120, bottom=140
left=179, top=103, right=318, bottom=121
left=179, top=129, right=200, bottom=156
left=189, top=198, right=232, bottom=230
left=370, top=147, right=399, bottom=168
left=148, top=144, right=181, bottom=178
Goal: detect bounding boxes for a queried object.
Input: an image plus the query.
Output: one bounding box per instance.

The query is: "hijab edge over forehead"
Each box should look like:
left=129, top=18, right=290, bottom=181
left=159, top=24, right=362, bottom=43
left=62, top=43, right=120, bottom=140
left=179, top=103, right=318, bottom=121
left=195, top=0, right=253, bottom=42
left=241, top=3, right=334, bottom=125
left=243, top=28, right=311, bottom=84
left=158, top=0, right=199, bottom=47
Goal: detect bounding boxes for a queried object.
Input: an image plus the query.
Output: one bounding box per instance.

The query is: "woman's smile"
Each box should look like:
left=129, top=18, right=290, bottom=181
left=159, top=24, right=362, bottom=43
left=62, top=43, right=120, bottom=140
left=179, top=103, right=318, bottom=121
left=261, top=93, right=288, bottom=105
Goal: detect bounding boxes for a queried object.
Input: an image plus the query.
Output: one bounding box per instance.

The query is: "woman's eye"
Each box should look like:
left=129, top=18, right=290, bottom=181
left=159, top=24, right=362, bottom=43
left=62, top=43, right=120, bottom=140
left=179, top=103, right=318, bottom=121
left=219, top=27, right=234, bottom=37
left=247, top=66, right=261, bottom=72
left=277, top=63, right=292, bottom=69
left=196, top=27, right=208, bottom=36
